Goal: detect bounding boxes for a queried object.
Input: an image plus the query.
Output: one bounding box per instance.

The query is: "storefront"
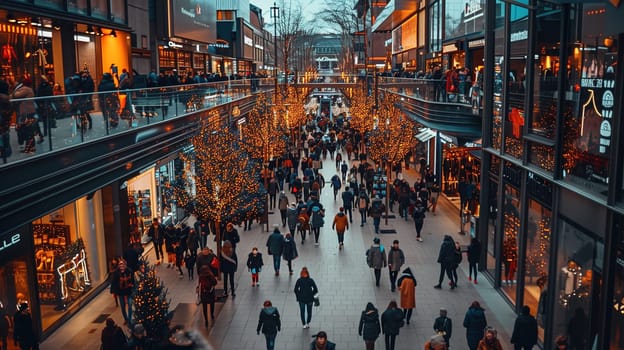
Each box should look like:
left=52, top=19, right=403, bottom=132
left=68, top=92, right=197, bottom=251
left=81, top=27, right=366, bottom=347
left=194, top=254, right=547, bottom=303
left=0, top=191, right=111, bottom=344
left=126, top=167, right=158, bottom=243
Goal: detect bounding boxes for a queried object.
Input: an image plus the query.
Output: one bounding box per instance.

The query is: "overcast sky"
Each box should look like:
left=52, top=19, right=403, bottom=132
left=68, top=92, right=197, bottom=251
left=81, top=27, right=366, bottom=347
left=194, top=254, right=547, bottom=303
left=252, top=0, right=333, bottom=32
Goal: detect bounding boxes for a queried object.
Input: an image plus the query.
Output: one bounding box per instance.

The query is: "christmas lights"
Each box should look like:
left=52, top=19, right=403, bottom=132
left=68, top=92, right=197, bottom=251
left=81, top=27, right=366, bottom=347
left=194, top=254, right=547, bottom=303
left=132, top=264, right=172, bottom=339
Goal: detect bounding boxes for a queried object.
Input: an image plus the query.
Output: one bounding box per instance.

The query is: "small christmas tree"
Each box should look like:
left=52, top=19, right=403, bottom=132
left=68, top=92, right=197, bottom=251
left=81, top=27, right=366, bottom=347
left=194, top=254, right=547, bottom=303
left=132, top=265, right=172, bottom=340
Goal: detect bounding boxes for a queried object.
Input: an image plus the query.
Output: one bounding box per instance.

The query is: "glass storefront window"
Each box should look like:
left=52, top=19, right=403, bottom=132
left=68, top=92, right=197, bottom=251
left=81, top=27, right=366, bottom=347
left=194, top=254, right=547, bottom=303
left=612, top=237, right=624, bottom=349
left=91, top=0, right=109, bottom=20
left=486, top=179, right=499, bottom=278
left=552, top=219, right=601, bottom=349
left=524, top=198, right=551, bottom=342
left=111, top=0, right=127, bottom=24
left=428, top=0, right=441, bottom=53
left=561, top=4, right=618, bottom=198
left=68, top=0, right=88, bottom=15
left=529, top=143, right=555, bottom=173
left=491, top=1, right=505, bottom=151
left=501, top=183, right=521, bottom=304
left=34, top=0, right=63, bottom=10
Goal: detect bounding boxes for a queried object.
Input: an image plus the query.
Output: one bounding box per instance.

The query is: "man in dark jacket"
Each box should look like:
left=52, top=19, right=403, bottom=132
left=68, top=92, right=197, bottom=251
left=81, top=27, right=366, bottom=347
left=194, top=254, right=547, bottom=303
left=341, top=186, right=354, bottom=223
left=310, top=331, right=336, bottom=350
left=387, top=240, right=405, bottom=292
left=110, top=260, right=134, bottom=325
left=257, top=300, right=281, bottom=350
left=366, top=237, right=387, bottom=287
left=147, top=218, right=165, bottom=264
left=13, top=303, right=38, bottom=350
left=101, top=318, right=127, bottom=350
left=510, top=305, right=538, bottom=350
left=266, top=228, right=285, bottom=276
left=434, top=235, right=456, bottom=289
left=222, top=223, right=240, bottom=251
left=433, top=308, right=453, bottom=347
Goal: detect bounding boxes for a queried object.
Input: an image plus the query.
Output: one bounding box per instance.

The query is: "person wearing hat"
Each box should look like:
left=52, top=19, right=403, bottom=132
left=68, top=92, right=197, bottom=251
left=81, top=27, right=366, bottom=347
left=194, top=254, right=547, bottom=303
left=332, top=207, right=349, bottom=249
left=310, top=331, right=336, bottom=350
left=309, top=204, right=325, bottom=246
left=433, top=308, right=453, bottom=347
left=266, top=227, right=285, bottom=276
left=397, top=267, right=417, bottom=324
left=477, top=327, right=503, bottom=350
left=281, top=232, right=298, bottom=275
left=126, top=323, right=154, bottom=349
left=424, top=334, right=448, bottom=350
left=110, top=259, right=135, bottom=325
left=101, top=317, right=128, bottom=350
left=366, top=237, right=387, bottom=287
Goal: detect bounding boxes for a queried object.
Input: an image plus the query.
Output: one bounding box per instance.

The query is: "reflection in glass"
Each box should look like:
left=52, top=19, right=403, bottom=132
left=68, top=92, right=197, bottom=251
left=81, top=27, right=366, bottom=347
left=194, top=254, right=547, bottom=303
left=524, top=199, right=551, bottom=342
left=529, top=143, right=555, bottom=173
left=487, top=179, right=499, bottom=278
left=501, top=184, right=520, bottom=305
left=68, top=0, right=88, bottom=15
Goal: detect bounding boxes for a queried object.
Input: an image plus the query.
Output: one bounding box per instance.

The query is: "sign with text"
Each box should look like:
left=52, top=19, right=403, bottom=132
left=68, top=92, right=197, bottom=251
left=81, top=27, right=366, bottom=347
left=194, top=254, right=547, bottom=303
left=171, top=0, right=216, bottom=44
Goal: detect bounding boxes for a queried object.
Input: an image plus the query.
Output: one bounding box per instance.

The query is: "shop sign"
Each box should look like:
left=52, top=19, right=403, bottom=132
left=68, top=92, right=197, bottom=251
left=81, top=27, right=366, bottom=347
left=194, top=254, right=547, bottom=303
left=510, top=30, right=528, bottom=42
left=0, top=233, right=21, bottom=252
left=579, top=66, right=615, bottom=156
left=254, top=44, right=264, bottom=49
left=468, top=38, right=485, bottom=48
left=465, top=0, right=482, bottom=16
left=168, top=41, right=184, bottom=49
left=244, top=36, right=253, bottom=46
left=442, top=43, right=458, bottom=53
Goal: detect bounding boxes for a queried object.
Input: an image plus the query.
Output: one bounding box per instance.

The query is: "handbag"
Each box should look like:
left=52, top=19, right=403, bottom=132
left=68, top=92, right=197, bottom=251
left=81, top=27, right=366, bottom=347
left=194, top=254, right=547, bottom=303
left=313, top=295, right=320, bottom=307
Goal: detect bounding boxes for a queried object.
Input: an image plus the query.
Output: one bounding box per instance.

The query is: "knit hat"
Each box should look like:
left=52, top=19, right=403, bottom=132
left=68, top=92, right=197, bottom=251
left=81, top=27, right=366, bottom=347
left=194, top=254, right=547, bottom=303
left=373, top=237, right=380, bottom=244
left=339, top=207, right=344, bottom=212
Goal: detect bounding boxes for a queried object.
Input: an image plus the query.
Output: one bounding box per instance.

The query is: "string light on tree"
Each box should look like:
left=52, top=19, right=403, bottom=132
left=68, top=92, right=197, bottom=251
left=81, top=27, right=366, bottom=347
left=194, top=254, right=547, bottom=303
left=132, top=264, right=172, bottom=340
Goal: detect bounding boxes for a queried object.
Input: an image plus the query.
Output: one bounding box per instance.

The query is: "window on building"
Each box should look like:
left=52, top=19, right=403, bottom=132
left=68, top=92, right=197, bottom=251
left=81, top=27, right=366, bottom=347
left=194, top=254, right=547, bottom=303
left=217, top=10, right=235, bottom=21
left=110, top=0, right=126, bottom=23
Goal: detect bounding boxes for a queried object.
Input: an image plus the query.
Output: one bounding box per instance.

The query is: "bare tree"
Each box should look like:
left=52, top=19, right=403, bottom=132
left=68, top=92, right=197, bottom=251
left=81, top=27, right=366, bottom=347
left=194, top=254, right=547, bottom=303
left=272, top=0, right=312, bottom=76
left=319, top=0, right=361, bottom=73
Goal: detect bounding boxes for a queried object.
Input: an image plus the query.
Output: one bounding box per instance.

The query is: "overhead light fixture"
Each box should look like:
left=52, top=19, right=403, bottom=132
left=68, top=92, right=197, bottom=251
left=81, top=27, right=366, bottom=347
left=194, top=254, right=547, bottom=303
left=17, top=18, right=28, bottom=26
left=43, top=19, right=52, bottom=28
left=30, top=17, right=41, bottom=27
left=110, top=29, right=117, bottom=38
left=7, top=13, right=16, bottom=23
left=52, top=22, right=61, bottom=31
left=86, top=25, right=95, bottom=35
left=96, top=27, right=104, bottom=36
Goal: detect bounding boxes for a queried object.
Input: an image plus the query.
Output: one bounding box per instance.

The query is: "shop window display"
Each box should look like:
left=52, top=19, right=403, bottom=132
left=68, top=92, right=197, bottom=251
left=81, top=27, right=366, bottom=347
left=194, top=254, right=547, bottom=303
left=0, top=258, right=30, bottom=350
left=486, top=178, right=499, bottom=278
left=552, top=220, right=601, bottom=350
left=501, top=184, right=520, bottom=304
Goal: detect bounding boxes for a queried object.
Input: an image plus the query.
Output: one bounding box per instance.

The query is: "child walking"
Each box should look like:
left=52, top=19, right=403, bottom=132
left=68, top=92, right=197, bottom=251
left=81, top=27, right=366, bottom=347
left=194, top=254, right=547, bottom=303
left=247, top=247, right=264, bottom=287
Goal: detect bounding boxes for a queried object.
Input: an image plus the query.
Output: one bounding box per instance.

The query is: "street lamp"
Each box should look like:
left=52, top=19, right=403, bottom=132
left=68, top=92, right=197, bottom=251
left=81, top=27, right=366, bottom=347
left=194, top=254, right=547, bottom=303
left=271, top=2, right=279, bottom=100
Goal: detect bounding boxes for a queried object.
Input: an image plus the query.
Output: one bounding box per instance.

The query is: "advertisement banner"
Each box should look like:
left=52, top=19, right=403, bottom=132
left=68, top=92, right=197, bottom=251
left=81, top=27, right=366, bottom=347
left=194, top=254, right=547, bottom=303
left=171, top=0, right=216, bottom=43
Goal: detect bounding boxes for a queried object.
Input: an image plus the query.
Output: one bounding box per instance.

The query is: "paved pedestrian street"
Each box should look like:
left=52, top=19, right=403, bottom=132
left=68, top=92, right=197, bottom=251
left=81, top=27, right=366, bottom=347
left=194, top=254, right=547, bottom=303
left=41, top=155, right=516, bottom=350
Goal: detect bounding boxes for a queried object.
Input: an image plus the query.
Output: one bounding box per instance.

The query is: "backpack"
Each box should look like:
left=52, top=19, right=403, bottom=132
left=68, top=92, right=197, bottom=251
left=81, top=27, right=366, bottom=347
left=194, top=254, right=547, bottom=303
left=366, top=249, right=373, bottom=267
left=359, top=197, right=368, bottom=210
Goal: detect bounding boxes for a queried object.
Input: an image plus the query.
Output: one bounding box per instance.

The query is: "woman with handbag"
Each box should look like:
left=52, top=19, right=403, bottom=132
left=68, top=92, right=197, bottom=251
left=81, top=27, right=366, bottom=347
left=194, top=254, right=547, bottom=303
left=294, top=267, right=318, bottom=329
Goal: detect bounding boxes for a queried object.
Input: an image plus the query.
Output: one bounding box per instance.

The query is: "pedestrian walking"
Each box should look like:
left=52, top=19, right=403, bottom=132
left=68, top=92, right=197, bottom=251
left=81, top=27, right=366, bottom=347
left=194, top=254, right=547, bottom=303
left=310, top=205, right=325, bottom=246
left=510, top=305, right=538, bottom=350
left=369, top=195, right=385, bottom=233
left=126, top=323, right=154, bottom=350
left=477, top=327, right=503, bottom=350
left=196, top=246, right=218, bottom=276
left=287, top=203, right=299, bottom=234
left=220, top=240, right=238, bottom=297
left=358, top=302, right=381, bottom=350
left=434, top=235, right=456, bottom=289
left=297, top=207, right=310, bottom=244
left=197, top=265, right=217, bottom=328
left=164, top=224, right=178, bottom=268
left=247, top=247, right=264, bottom=287
left=282, top=233, right=298, bottom=275
left=341, top=160, right=349, bottom=181
left=182, top=252, right=196, bottom=280
left=294, top=267, right=318, bottom=329
left=330, top=174, right=342, bottom=201
left=381, top=300, right=404, bottom=350
left=358, top=191, right=370, bottom=226
left=13, top=302, right=38, bottom=350
left=387, top=240, right=405, bottom=292
left=110, top=260, right=134, bottom=325
left=366, top=237, right=387, bottom=287
left=310, top=331, right=336, bottom=350
left=186, top=228, right=200, bottom=256
left=332, top=207, right=349, bottom=249
left=223, top=222, right=241, bottom=251
left=433, top=308, right=453, bottom=347
left=450, top=241, right=462, bottom=287
left=397, top=267, right=416, bottom=324
left=147, top=218, right=165, bottom=264
left=467, top=237, right=481, bottom=284
left=266, top=227, right=285, bottom=276
left=256, top=300, right=281, bottom=350
left=412, top=199, right=426, bottom=242
left=463, top=301, right=487, bottom=350
left=278, top=191, right=289, bottom=227
left=341, top=186, right=354, bottom=223
left=101, top=318, right=128, bottom=350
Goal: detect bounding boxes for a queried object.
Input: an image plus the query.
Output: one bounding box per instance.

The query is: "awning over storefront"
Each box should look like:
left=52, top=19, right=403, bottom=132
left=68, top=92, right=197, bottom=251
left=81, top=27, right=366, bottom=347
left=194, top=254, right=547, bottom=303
left=416, top=128, right=436, bottom=142
left=372, top=0, right=418, bottom=33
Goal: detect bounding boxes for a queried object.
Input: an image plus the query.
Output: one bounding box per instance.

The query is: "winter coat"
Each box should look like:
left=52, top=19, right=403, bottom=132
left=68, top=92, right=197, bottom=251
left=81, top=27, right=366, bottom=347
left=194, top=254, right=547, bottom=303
left=198, top=272, right=217, bottom=304
left=358, top=304, right=381, bottom=341
left=310, top=207, right=325, bottom=229
left=223, top=228, right=240, bottom=250
left=278, top=194, right=289, bottom=210
left=332, top=212, right=349, bottom=233
left=477, top=338, right=503, bottom=350
left=196, top=251, right=217, bottom=274
left=342, top=190, right=354, bottom=209
left=369, top=198, right=384, bottom=218
left=398, top=268, right=416, bottom=309
left=310, top=340, right=336, bottom=350
left=257, top=307, right=281, bottom=335
left=110, top=267, right=134, bottom=296
left=220, top=252, right=238, bottom=273
left=282, top=238, right=298, bottom=261
left=510, top=313, right=538, bottom=347
left=381, top=308, right=404, bottom=336
left=147, top=223, right=165, bottom=244
left=11, top=84, right=36, bottom=120
left=287, top=207, right=299, bottom=229
left=433, top=316, right=453, bottom=341
left=266, top=231, right=285, bottom=256
left=463, top=306, right=487, bottom=349
left=412, top=203, right=426, bottom=222
left=247, top=252, right=264, bottom=272
left=187, top=230, right=200, bottom=253
left=366, top=244, right=387, bottom=269
left=101, top=324, right=127, bottom=350
left=467, top=240, right=482, bottom=264
left=437, top=235, right=456, bottom=267
left=451, top=246, right=463, bottom=268
left=294, top=276, right=318, bottom=304
left=388, top=247, right=405, bottom=272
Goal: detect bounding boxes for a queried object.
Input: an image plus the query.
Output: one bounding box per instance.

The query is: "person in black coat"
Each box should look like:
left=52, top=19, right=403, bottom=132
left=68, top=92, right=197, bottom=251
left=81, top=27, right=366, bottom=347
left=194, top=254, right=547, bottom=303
left=281, top=233, right=298, bottom=275
left=247, top=247, right=264, bottom=287
left=147, top=217, right=165, bottom=265
left=381, top=300, right=404, bottom=350
left=294, top=267, right=318, bottom=328
left=358, top=302, right=381, bottom=350
left=434, top=235, right=456, bottom=289
left=101, top=317, right=127, bottom=350
left=220, top=240, right=238, bottom=297
left=223, top=222, right=241, bottom=251
left=433, top=308, right=453, bottom=347
left=510, top=305, right=538, bottom=350
left=257, top=300, right=281, bottom=350
left=13, top=303, right=38, bottom=350
left=463, top=301, right=487, bottom=350
left=467, top=237, right=481, bottom=284
left=164, top=224, right=179, bottom=268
